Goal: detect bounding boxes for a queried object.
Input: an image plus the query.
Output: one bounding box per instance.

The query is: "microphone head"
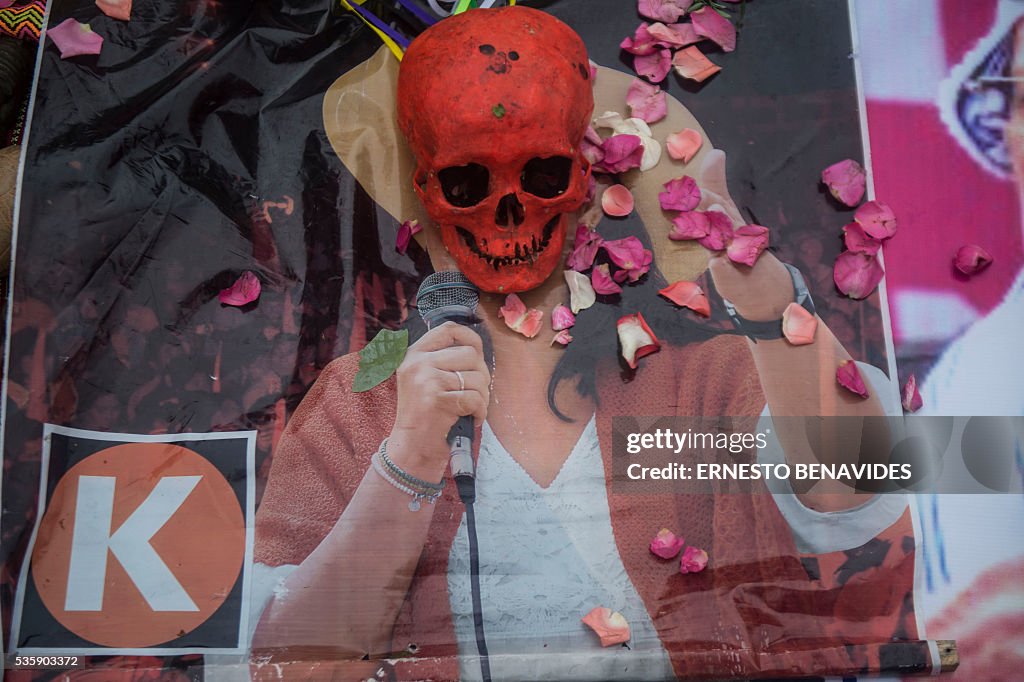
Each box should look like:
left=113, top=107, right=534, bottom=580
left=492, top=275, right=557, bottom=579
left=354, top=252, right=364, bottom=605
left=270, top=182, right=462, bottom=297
left=416, top=271, right=480, bottom=328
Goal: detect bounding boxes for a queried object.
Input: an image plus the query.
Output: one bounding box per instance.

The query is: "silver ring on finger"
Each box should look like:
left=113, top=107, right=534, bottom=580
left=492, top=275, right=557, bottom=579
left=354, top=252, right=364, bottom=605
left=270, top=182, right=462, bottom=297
left=454, top=370, right=465, bottom=392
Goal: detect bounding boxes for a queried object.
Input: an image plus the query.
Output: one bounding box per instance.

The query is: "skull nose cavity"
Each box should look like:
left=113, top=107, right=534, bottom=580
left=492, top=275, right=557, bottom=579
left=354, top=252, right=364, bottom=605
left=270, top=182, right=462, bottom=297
left=495, top=193, right=525, bottom=229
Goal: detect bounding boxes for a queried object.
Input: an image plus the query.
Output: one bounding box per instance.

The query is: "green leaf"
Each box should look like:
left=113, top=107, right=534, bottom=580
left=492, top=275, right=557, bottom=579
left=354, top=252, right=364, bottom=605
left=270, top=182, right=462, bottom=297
left=353, top=329, right=409, bottom=392
left=492, top=103, right=506, bottom=118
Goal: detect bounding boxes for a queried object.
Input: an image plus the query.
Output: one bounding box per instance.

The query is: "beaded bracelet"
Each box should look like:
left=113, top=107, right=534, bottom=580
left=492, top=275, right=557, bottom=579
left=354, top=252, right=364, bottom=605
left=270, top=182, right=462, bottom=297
left=378, top=438, right=446, bottom=493
left=371, top=450, right=442, bottom=511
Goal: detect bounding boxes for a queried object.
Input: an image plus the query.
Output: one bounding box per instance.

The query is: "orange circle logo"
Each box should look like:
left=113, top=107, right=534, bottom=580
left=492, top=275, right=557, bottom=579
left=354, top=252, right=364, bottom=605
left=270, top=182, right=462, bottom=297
left=31, top=443, right=245, bottom=647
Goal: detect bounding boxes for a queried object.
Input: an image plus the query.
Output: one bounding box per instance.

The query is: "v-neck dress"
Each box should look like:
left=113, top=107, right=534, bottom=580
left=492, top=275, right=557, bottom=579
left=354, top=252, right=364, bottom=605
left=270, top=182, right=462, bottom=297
left=446, top=416, right=676, bottom=681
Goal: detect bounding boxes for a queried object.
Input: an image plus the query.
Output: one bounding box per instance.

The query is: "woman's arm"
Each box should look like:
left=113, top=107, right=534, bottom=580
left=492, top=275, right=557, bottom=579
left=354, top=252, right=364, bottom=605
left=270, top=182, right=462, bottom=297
left=251, top=322, right=489, bottom=656
left=699, top=152, right=892, bottom=512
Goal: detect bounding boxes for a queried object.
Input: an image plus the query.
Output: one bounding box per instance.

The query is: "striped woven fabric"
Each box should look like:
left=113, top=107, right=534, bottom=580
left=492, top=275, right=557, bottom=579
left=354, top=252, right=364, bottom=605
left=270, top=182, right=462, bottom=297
left=0, top=1, right=45, bottom=42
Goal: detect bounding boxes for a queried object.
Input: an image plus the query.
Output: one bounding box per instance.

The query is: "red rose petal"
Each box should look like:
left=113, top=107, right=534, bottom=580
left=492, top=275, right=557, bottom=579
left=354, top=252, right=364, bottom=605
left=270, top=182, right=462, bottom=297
left=602, top=184, right=635, bottom=217
left=635, top=47, right=672, bottom=83
left=617, top=312, right=661, bottom=369
left=620, top=23, right=659, bottom=56
left=647, top=21, right=700, bottom=49
left=659, top=281, right=710, bottom=316
left=679, top=546, right=709, bottom=574
left=551, top=329, right=573, bottom=346
left=672, top=46, right=721, bottom=82
left=603, top=236, right=652, bottom=283
left=581, top=607, right=631, bottom=647
left=854, top=200, right=898, bottom=240
left=902, top=374, right=923, bottom=412
left=650, top=528, right=686, bottom=559
left=658, top=176, right=701, bottom=212
left=833, top=251, right=884, bottom=299
left=669, top=211, right=710, bottom=240
left=595, top=135, right=644, bottom=174
left=726, top=224, right=770, bottom=266
left=626, top=79, right=668, bottom=123
left=96, top=0, right=132, bottom=21
left=551, top=304, right=576, bottom=331
left=666, top=128, right=703, bottom=163
left=592, top=264, right=623, bottom=295
left=48, top=18, right=104, bottom=59
left=821, top=159, right=866, bottom=207
left=954, top=244, right=993, bottom=275
left=782, top=302, right=817, bottom=345
left=691, top=6, right=736, bottom=52
left=836, top=360, right=869, bottom=398
left=567, top=223, right=604, bottom=271
left=697, top=210, right=734, bottom=251
left=637, top=0, right=691, bottom=23
left=842, top=222, right=882, bottom=256
left=218, top=271, right=262, bottom=306
left=395, top=219, right=421, bottom=255
left=498, top=293, right=543, bottom=338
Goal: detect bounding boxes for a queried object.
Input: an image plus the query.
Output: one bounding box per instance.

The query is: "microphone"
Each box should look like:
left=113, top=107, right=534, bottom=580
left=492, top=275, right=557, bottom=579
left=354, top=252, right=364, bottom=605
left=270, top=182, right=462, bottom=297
left=416, top=271, right=480, bottom=504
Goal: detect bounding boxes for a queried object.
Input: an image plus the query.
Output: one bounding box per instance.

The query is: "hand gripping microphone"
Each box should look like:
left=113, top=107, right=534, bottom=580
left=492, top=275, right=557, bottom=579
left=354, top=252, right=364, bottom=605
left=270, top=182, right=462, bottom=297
left=416, top=271, right=480, bottom=504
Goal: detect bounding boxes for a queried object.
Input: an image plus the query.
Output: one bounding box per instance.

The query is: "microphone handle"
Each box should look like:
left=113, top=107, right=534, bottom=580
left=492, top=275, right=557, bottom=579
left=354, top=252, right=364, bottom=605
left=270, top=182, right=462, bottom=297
left=448, top=415, right=475, bottom=504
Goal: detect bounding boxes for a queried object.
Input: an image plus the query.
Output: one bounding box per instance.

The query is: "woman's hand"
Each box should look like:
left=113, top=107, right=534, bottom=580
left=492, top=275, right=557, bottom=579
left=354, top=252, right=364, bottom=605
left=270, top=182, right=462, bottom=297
left=698, top=149, right=796, bottom=322
left=388, top=321, right=490, bottom=481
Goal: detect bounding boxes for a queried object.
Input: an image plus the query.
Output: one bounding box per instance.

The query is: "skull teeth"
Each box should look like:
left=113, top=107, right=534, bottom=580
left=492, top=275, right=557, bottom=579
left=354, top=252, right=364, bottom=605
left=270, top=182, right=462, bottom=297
left=456, top=217, right=558, bottom=268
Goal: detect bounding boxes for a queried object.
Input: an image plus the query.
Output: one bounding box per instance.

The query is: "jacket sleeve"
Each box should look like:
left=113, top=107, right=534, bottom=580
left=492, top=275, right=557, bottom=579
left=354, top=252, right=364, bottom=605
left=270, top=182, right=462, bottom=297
left=254, top=352, right=397, bottom=567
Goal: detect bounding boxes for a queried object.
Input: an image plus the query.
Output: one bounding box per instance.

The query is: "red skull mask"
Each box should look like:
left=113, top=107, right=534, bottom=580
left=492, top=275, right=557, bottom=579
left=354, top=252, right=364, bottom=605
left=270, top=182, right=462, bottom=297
left=397, top=6, right=594, bottom=293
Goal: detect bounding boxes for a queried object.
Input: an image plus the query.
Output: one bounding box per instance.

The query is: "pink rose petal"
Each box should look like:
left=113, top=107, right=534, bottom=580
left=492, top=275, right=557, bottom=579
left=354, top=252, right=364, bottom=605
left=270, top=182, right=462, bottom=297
left=854, top=201, right=898, bottom=240
left=842, top=222, right=881, bottom=256
left=836, top=360, right=869, bottom=399
left=567, top=224, right=604, bottom=271
left=669, top=211, right=710, bottom=240
left=782, top=302, right=817, bottom=345
left=581, top=606, right=631, bottom=647
left=551, top=304, right=576, bottom=331
left=659, top=176, right=701, bottom=212
left=697, top=210, right=734, bottom=251
left=666, top=128, right=703, bottom=163
left=617, top=312, right=661, bottom=369
left=96, top=0, right=132, bottom=21
left=498, top=293, right=543, bottom=338
left=592, top=264, right=623, bottom=295
left=218, top=271, right=262, bottom=306
left=395, top=219, right=421, bottom=255
left=691, top=7, right=736, bottom=52
left=603, top=236, right=652, bottom=283
left=635, top=48, right=672, bottom=83
left=650, top=528, right=686, bottom=559
left=620, top=23, right=659, bottom=56
left=902, top=374, right=923, bottom=413
left=582, top=126, right=606, bottom=166
left=833, top=251, right=884, bottom=299
left=659, top=281, right=710, bottom=316
left=595, top=135, right=644, bottom=174
left=637, top=0, right=692, bottom=23
left=821, top=159, right=866, bottom=207
left=954, top=244, right=993, bottom=275
left=672, top=46, right=721, bottom=83
left=726, top=224, right=770, bottom=266
left=602, top=184, right=635, bottom=217
left=647, top=21, right=700, bottom=49
left=627, top=79, right=667, bottom=123
left=679, top=546, right=709, bottom=574
left=551, top=329, right=574, bottom=346
left=565, top=270, right=596, bottom=314
left=48, top=18, right=104, bottom=59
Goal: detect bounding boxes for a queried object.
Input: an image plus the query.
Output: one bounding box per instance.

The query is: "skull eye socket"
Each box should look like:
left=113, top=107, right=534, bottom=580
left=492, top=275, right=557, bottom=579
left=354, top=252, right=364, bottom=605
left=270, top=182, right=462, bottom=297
left=521, top=156, right=573, bottom=199
left=438, top=163, right=490, bottom=207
